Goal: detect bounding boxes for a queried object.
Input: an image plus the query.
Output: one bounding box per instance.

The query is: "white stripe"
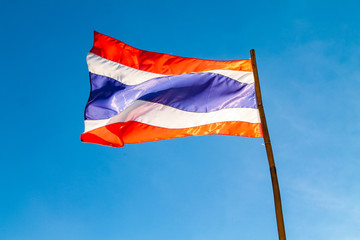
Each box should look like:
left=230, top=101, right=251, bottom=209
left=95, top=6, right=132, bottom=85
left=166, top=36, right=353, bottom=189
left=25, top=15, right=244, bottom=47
left=87, top=53, right=254, bottom=85
left=84, top=100, right=260, bottom=132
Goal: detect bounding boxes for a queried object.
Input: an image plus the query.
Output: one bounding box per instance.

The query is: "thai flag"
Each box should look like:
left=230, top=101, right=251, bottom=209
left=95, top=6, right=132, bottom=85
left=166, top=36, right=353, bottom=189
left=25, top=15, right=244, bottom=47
left=81, top=32, right=263, bottom=147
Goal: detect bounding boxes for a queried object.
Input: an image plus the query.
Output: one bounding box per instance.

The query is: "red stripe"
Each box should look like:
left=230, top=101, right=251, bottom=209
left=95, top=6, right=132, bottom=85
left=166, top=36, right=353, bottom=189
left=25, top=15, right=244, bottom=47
left=80, top=121, right=263, bottom=147
left=90, top=31, right=253, bottom=74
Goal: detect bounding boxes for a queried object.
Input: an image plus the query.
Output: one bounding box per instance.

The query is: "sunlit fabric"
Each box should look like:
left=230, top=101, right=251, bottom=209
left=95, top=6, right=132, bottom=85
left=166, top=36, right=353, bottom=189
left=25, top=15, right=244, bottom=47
left=81, top=32, right=263, bottom=147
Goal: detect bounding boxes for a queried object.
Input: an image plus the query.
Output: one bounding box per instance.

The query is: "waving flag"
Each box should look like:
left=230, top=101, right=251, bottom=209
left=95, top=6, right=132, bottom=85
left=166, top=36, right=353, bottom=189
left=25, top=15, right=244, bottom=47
left=81, top=32, right=263, bottom=147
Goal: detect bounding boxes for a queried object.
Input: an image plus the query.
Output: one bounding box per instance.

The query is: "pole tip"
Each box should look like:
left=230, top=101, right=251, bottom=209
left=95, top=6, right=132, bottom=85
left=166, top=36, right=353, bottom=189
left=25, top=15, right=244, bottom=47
left=250, top=49, right=256, bottom=58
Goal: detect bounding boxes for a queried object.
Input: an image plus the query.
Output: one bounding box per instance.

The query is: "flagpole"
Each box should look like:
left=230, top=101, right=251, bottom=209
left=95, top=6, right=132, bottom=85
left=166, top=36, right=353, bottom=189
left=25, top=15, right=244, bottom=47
left=250, top=49, right=286, bottom=240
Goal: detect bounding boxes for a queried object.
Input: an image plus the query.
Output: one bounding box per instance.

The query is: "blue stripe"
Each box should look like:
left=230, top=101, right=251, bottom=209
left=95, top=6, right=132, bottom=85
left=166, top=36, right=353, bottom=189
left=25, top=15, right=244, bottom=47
left=85, top=72, right=257, bottom=120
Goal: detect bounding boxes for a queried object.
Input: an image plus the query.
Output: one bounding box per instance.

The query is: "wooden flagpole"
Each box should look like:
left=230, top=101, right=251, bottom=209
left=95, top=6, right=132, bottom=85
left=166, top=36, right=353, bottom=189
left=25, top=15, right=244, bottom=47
left=250, top=49, right=286, bottom=240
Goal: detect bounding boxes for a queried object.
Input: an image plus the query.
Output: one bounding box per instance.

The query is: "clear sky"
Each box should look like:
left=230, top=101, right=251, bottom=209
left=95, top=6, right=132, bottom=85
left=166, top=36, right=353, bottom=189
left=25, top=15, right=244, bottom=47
left=1, top=0, right=359, bottom=239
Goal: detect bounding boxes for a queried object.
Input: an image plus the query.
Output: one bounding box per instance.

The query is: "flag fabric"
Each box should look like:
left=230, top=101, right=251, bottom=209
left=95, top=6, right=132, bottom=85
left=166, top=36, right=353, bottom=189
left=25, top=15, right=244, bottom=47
left=81, top=32, right=263, bottom=147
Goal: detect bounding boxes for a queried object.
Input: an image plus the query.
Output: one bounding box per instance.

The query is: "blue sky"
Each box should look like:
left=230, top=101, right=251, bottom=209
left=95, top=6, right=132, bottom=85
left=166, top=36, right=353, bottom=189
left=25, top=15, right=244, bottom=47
left=1, top=0, right=360, bottom=239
